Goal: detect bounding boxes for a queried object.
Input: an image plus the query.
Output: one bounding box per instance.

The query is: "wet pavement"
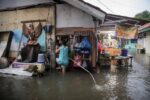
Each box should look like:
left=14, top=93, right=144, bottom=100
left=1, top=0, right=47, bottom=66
left=0, top=54, right=150, bottom=100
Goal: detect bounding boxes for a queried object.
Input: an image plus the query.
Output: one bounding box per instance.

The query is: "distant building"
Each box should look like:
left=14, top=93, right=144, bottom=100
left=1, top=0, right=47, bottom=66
left=138, top=23, right=150, bottom=54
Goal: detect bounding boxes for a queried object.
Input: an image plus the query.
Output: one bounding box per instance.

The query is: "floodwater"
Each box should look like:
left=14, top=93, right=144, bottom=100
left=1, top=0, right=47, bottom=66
left=0, top=54, right=150, bottom=100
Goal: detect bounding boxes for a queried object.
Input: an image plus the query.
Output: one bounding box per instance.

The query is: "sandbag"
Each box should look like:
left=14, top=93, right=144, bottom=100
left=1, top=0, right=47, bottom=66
left=24, top=65, right=37, bottom=72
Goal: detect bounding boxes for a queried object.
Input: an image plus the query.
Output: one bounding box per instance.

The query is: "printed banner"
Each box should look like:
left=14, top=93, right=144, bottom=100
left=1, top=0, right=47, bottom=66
left=116, top=25, right=138, bottom=39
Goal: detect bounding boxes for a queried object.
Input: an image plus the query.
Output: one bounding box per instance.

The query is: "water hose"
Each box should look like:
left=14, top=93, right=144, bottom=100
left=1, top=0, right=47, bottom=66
left=69, top=57, right=97, bottom=85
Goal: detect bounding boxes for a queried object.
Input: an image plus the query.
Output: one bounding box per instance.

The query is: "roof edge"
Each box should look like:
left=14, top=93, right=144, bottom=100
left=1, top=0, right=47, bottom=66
left=0, top=2, right=55, bottom=12
left=78, top=0, right=106, bottom=14
left=107, top=13, right=150, bottom=23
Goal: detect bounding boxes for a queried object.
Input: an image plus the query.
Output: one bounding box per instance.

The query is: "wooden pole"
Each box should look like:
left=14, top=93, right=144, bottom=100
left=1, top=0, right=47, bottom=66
left=16, top=32, right=23, bottom=59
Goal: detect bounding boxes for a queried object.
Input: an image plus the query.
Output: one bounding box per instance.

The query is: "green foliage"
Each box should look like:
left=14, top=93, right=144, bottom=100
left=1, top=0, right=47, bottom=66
left=135, top=10, right=150, bottom=21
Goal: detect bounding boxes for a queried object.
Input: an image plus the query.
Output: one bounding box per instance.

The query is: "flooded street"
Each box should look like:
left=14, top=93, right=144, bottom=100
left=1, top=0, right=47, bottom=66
left=0, top=0, right=149, bottom=100
left=0, top=54, right=150, bottom=100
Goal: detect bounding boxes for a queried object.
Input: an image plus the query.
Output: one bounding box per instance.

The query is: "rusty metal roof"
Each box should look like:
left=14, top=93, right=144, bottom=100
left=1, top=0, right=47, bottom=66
left=104, top=14, right=150, bottom=26
left=0, top=0, right=55, bottom=11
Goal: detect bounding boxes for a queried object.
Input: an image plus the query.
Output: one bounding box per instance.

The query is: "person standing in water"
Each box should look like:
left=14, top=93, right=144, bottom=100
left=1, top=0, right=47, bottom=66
left=55, top=40, right=69, bottom=74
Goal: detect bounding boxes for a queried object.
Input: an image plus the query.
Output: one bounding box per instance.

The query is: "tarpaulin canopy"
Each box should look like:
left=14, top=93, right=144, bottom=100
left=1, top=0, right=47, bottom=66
left=116, top=25, right=138, bottom=39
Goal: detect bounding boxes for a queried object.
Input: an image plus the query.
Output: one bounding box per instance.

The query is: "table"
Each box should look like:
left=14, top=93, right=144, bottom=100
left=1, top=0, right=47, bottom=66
left=111, top=55, right=133, bottom=67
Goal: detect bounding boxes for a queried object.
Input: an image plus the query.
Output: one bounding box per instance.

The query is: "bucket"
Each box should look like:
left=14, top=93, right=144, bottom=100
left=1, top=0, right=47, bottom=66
left=121, top=49, right=128, bottom=56
left=37, top=53, right=45, bottom=63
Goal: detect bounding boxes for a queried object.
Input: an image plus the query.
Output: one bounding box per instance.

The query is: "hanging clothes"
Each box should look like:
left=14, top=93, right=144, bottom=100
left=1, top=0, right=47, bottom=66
left=80, top=37, right=91, bottom=54
left=98, top=41, right=102, bottom=53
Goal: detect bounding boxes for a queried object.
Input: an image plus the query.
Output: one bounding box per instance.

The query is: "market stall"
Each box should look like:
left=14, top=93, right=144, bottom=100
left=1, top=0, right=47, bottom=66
left=97, top=24, right=137, bottom=67
left=97, top=32, right=120, bottom=67
left=56, top=28, right=97, bottom=69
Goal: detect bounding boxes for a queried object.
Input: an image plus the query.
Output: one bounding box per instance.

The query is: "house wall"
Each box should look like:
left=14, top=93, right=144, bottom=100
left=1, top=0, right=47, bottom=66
left=56, top=3, right=95, bottom=28
left=145, top=32, right=150, bottom=54
left=56, top=4, right=98, bottom=67
left=138, top=38, right=145, bottom=48
left=0, top=6, right=55, bottom=57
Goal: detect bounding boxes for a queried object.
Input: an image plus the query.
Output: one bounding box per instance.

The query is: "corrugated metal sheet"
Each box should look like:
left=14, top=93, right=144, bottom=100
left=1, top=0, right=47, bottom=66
left=139, top=23, right=150, bottom=30
left=0, top=0, right=54, bottom=11
left=63, top=0, right=106, bottom=21
left=138, top=23, right=150, bottom=33
left=139, top=28, right=150, bottom=33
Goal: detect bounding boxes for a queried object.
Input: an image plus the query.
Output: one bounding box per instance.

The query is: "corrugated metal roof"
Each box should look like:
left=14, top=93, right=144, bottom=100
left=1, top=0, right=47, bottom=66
left=63, top=0, right=106, bottom=21
left=0, top=0, right=106, bottom=21
left=139, top=23, right=150, bottom=30
left=139, top=27, right=150, bottom=33
left=0, top=0, right=54, bottom=11
left=138, top=23, right=150, bottom=33
left=106, top=14, right=149, bottom=26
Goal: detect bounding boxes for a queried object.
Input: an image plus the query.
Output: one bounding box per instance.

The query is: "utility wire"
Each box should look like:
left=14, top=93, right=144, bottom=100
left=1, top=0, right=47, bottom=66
left=109, top=0, right=143, bottom=10
left=97, top=0, right=114, bottom=13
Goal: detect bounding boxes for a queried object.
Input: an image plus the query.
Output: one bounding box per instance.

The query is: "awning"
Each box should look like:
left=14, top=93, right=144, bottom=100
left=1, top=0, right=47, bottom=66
left=139, top=27, right=150, bottom=33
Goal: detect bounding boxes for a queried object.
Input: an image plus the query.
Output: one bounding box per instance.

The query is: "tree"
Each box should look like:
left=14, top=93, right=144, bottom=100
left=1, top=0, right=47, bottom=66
left=135, top=10, right=150, bottom=21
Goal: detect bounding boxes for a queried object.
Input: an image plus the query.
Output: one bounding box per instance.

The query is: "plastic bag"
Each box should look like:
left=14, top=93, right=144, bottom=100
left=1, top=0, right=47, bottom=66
left=74, top=42, right=82, bottom=52
left=73, top=55, right=82, bottom=67
left=80, top=37, right=91, bottom=50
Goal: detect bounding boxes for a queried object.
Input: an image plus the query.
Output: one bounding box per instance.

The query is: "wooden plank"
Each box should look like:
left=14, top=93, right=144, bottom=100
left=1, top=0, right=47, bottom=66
left=21, top=19, right=46, bottom=23
left=0, top=31, right=13, bottom=57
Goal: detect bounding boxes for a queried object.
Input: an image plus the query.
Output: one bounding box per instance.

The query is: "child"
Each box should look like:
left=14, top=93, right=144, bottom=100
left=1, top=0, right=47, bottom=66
left=55, top=40, right=69, bottom=74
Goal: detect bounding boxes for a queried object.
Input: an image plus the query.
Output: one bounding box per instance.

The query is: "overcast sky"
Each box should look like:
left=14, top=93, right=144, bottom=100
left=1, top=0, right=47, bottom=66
left=84, top=0, right=150, bottom=17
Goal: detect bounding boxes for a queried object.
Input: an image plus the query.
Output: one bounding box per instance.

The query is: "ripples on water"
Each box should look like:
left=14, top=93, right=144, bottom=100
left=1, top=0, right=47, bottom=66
left=0, top=54, right=150, bottom=100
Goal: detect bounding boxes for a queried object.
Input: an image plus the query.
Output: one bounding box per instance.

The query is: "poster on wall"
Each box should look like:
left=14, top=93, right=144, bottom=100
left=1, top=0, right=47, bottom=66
left=116, top=25, right=138, bottom=39
left=11, top=29, right=46, bottom=52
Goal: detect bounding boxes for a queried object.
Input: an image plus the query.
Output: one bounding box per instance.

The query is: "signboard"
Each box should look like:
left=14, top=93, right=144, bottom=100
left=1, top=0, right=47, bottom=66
left=116, top=25, right=138, bottom=39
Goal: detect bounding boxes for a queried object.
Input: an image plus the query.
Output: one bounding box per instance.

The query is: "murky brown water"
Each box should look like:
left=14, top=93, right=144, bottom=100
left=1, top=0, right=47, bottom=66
left=0, top=54, right=150, bottom=100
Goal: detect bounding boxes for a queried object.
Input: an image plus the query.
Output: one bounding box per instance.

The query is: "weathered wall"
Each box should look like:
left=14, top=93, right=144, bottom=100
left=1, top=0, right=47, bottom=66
left=56, top=3, right=95, bottom=28
left=145, top=33, right=150, bottom=54
left=0, top=6, right=55, bottom=57
left=56, top=3, right=98, bottom=67
left=138, top=38, right=145, bottom=48
left=0, top=6, right=55, bottom=31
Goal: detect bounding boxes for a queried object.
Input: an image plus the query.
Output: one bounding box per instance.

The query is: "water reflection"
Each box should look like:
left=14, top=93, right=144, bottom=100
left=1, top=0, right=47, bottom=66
left=0, top=54, right=150, bottom=100
left=94, top=65, right=131, bottom=100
